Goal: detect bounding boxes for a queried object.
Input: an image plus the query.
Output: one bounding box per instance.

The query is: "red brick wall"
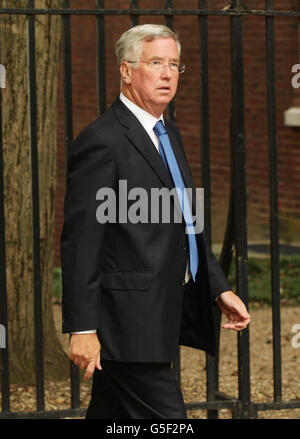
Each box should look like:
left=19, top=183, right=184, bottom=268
left=54, top=0, right=300, bottom=266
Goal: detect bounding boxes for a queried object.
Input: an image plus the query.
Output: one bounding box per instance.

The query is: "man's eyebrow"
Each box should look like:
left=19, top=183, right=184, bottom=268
left=148, top=56, right=180, bottom=62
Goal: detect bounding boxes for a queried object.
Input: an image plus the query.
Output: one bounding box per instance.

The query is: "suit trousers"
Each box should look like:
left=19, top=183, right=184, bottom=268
left=85, top=359, right=187, bottom=419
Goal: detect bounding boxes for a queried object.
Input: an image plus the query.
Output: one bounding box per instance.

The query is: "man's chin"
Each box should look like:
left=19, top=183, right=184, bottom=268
left=156, top=93, right=175, bottom=104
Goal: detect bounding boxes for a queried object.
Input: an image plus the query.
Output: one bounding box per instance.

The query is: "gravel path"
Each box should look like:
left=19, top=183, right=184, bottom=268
left=2, top=304, right=300, bottom=419
left=181, top=305, right=300, bottom=418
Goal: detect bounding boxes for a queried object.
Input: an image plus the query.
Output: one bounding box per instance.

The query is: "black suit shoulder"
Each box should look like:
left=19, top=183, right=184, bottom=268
left=69, top=107, right=116, bottom=156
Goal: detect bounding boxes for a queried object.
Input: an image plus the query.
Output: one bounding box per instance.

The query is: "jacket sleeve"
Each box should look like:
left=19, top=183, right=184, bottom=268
left=60, top=126, right=116, bottom=333
left=204, top=240, right=233, bottom=301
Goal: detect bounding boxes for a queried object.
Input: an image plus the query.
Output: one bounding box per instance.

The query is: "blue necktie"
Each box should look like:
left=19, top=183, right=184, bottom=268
left=153, top=120, right=199, bottom=282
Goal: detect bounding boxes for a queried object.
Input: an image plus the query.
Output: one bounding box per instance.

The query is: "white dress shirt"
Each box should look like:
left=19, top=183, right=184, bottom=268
left=119, top=92, right=164, bottom=150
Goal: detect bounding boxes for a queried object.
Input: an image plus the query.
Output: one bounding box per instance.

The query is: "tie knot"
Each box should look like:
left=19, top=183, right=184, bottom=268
left=153, top=120, right=167, bottom=137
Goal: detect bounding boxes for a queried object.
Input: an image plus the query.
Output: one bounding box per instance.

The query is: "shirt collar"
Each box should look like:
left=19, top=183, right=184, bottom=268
left=119, top=92, right=164, bottom=133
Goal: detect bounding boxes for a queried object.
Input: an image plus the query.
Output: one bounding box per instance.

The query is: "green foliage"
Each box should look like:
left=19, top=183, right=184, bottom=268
left=228, top=255, right=300, bottom=306
left=53, top=267, right=62, bottom=301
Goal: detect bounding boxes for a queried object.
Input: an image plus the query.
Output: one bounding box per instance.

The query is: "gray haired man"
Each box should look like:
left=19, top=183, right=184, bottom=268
left=61, top=24, right=250, bottom=419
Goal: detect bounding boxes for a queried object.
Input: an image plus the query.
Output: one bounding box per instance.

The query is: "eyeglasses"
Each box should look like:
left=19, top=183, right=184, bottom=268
left=126, top=60, right=185, bottom=74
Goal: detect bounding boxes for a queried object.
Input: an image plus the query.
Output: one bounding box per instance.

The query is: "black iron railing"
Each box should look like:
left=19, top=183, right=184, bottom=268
left=0, top=0, right=299, bottom=419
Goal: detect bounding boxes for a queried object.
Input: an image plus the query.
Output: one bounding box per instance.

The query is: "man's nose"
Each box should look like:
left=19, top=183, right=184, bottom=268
left=160, top=64, right=172, bottom=78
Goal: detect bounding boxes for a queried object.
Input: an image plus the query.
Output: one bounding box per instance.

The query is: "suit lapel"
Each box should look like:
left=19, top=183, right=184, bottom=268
left=165, top=121, right=195, bottom=191
left=165, top=120, right=198, bottom=216
left=126, top=120, right=175, bottom=190
left=112, top=97, right=196, bottom=207
left=112, top=97, right=174, bottom=190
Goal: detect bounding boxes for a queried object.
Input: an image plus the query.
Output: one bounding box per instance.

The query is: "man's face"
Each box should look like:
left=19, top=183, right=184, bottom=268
left=121, top=38, right=180, bottom=117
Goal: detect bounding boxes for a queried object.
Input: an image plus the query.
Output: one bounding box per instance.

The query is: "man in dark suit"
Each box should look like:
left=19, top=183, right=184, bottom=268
left=60, top=24, right=250, bottom=419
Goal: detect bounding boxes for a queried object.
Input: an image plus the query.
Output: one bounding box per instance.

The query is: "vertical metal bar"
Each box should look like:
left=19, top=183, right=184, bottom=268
left=298, top=0, right=300, bottom=61
left=96, top=0, right=106, bottom=115
left=220, top=111, right=237, bottom=419
left=165, top=0, right=175, bottom=122
left=219, top=107, right=239, bottom=417
left=62, top=0, right=74, bottom=163
left=61, top=0, right=80, bottom=410
left=163, top=0, right=179, bottom=381
left=265, top=0, right=282, bottom=402
left=219, top=111, right=235, bottom=280
left=165, top=0, right=173, bottom=30
left=230, top=0, right=251, bottom=418
left=27, top=0, right=45, bottom=412
left=198, top=0, right=211, bottom=245
left=198, top=0, right=220, bottom=419
left=130, top=0, right=139, bottom=27
left=0, top=77, right=10, bottom=414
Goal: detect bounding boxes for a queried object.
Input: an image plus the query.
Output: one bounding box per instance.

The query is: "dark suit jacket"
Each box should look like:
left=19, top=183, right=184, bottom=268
left=60, top=96, right=232, bottom=362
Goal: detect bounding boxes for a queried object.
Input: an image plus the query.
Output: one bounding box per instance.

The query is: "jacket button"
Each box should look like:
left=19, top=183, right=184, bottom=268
left=181, top=244, right=187, bottom=250
left=180, top=280, right=186, bottom=286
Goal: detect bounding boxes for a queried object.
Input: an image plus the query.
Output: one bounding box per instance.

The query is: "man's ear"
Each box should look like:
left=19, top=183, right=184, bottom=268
left=120, top=62, right=131, bottom=85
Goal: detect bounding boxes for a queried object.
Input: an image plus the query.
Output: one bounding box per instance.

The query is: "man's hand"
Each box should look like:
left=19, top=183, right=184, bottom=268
left=216, top=290, right=250, bottom=331
left=69, top=333, right=102, bottom=381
